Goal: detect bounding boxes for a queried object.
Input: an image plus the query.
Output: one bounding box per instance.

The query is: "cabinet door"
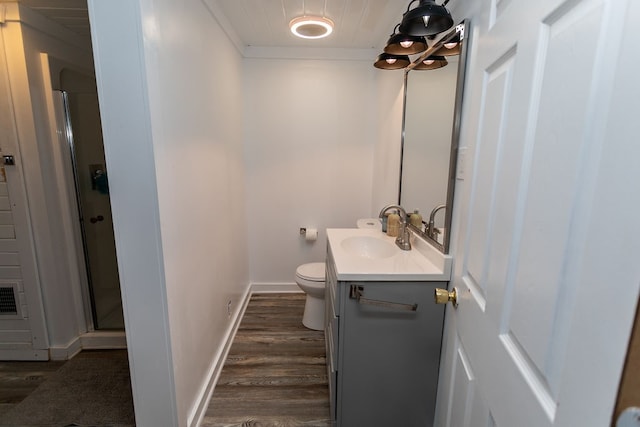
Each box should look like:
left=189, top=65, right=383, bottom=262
left=324, top=248, right=339, bottom=423
left=338, top=282, right=445, bottom=427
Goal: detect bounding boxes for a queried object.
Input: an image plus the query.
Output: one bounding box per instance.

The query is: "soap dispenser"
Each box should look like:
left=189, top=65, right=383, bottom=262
left=386, top=211, right=400, bottom=237
left=410, top=209, right=423, bottom=228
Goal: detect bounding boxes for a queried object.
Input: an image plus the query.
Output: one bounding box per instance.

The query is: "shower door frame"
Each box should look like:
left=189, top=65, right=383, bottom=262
left=57, top=89, right=124, bottom=331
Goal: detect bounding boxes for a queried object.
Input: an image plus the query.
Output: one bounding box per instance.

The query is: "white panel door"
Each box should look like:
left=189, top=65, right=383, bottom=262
left=437, top=0, right=640, bottom=425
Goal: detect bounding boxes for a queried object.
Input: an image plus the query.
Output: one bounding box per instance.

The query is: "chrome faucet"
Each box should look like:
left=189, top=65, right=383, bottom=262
left=378, top=204, right=411, bottom=251
left=427, top=204, right=446, bottom=241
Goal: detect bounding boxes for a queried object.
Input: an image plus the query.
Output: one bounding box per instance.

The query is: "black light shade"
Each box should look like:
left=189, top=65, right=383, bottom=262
left=414, top=55, right=448, bottom=70
left=374, top=53, right=411, bottom=70
left=384, top=32, right=428, bottom=55
left=399, top=0, right=454, bottom=36
left=433, top=33, right=461, bottom=56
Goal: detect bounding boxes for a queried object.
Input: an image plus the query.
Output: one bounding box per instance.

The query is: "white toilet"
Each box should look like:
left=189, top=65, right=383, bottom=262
left=295, top=262, right=326, bottom=331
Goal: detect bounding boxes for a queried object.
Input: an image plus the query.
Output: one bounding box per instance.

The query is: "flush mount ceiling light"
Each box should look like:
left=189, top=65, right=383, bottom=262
left=384, top=25, right=428, bottom=55
left=374, top=53, right=411, bottom=70
left=290, top=16, right=334, bottom=39
left=399, top=0, right=454, bottom=36
left=414, top=55, right=448, bottom=70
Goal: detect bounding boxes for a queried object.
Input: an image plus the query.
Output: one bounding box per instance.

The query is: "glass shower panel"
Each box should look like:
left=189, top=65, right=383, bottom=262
left=61, top=90, right=123, bottom=330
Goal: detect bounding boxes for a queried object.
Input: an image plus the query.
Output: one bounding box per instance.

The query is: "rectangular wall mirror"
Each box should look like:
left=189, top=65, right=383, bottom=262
left=399, top=21, right=469, bottom=254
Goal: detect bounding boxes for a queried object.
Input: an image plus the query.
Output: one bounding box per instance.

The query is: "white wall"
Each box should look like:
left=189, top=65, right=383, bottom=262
left=1, top=3, right=95, bottom=356
left=244, top=58, right=377, bottom=284
left=371, top=70, right=404, bottom=213
left=88, top=0, right=248, bottom=425
left=143, top=0, right=248, bottom=423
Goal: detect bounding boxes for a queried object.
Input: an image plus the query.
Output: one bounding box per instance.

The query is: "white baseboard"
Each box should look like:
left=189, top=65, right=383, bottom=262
left=251, top=282, right=302, bottom=293
left=48, top=331, right=126, bottom=361
left=0, top=348, right=49, bottom=361
left=188, top=285, right=253, bottom=427
left=1, top=331, right=126, bottom=361
left=80, top=330, right=127, bottom=349
left=49, top=336, right=82, bottom=360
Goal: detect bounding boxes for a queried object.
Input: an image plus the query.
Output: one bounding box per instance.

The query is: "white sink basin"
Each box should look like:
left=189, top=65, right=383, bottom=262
left=327, top=228, right=452, bottom=281
left=340, top=236, right=396, bottom=259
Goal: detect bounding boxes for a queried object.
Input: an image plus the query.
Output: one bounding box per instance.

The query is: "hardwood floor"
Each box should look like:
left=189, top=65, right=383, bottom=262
left=0, top=295, right=328, bottom=426
left=202, top=293, right=330, bottom=427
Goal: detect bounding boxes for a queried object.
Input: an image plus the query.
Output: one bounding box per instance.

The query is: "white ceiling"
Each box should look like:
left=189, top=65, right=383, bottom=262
left=3, top=0, right=92, bottom=38
left=204, top=0, right=408, bottom=50
left=3, top=0, right=408, bottom=52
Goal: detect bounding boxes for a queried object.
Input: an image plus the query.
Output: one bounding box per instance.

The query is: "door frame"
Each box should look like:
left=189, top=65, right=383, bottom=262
left=0, top=14, right=50, bottom=359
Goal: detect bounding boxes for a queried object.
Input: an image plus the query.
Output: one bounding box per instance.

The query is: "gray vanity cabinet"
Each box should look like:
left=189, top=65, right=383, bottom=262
left=325, top=248, right=446, bottom=427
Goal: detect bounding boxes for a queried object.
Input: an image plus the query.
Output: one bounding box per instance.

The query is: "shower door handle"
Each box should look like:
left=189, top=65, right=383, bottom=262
left=90, top=215, right=104, bottom=224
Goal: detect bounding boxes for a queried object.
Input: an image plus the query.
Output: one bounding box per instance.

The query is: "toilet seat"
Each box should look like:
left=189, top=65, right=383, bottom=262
left=295, top=262, right=326, bottom=331
left=296, top=262, right=325, bottom=282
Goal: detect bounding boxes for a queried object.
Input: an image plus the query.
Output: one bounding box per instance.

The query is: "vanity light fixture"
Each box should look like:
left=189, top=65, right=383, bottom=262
left=290, top=16, right=334, bottom=39
left=414, top=55, right=448, bottom=70
left=384, top=25, right=428, bottom=55
left=399, top=0, right=454, bottom=36
left=433, top=33, right=462, bottom=56
left=374, top=53, right=411, bottom=70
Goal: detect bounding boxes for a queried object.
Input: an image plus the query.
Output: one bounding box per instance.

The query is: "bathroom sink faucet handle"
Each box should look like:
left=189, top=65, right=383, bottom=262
left=427, top=204, right=446, bottom=240
left=378, top=204, right=407, bottom=221
left=378, top=204, right=412, bottom=251
left=396, top=223, right=412, bottom=251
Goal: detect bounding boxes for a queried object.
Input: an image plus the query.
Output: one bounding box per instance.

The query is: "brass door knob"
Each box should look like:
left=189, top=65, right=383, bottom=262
left=434, top=287, right=458, bottom=307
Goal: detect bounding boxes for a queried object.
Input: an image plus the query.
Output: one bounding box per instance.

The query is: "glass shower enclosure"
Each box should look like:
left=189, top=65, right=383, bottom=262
left=56, top=89, right=123, bottom=330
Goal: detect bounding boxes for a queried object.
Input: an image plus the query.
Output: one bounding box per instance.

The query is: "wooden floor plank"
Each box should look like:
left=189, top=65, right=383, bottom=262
left=204, top=293, right=330, bottom=426
left=211, top=384, right=328, bottom=400
left=201, top=417, right=330, bottom=427
left=223, top=354, right=326, bottom=366
left=0, top=294, right=328, bottom=426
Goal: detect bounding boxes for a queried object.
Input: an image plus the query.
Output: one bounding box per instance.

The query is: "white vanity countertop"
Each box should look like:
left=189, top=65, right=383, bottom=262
left=327, top=228, right=452, bottom=281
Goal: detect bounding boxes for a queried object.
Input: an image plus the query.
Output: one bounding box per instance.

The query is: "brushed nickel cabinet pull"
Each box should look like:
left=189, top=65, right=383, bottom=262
left=349, top=285, right=418, bottom=312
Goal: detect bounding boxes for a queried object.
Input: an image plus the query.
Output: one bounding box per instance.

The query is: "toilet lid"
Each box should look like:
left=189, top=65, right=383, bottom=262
left=296, top=262, right=325, bottom=282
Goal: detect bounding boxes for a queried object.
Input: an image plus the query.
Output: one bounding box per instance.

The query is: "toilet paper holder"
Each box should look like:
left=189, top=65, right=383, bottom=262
left=299, top=227, right=318, bottom=242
